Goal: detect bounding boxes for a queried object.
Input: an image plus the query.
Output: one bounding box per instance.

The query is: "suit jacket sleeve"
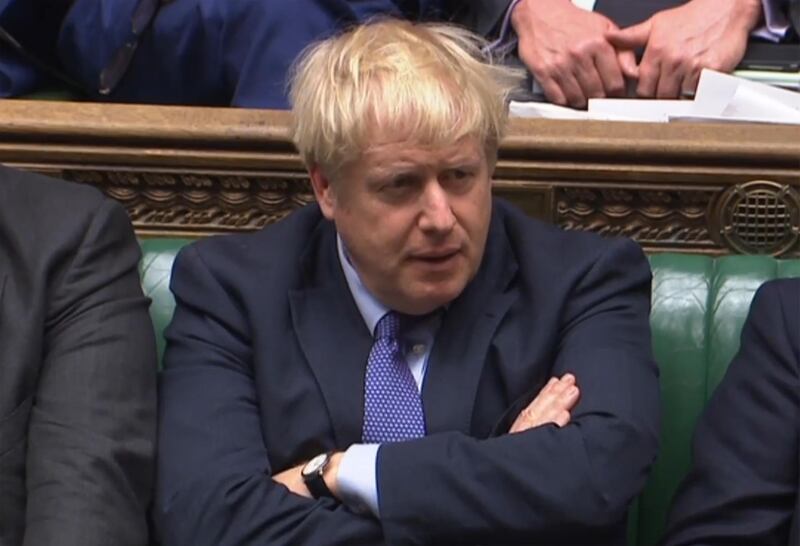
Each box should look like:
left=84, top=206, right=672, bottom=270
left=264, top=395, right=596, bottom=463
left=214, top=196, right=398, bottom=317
left=23, top=200, right=157, bottom=546
left=376, top=239, right=660, bottom=544
left=154, top=245, right=385, bottom=546
left=444, top=0, right=513, bottom=37
left=663, top=280, right=800, bottom=546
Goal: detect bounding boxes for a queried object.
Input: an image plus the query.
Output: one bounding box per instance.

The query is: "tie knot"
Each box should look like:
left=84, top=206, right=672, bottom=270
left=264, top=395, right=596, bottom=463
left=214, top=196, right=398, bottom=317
left=374, top=312, right=401, bottom=340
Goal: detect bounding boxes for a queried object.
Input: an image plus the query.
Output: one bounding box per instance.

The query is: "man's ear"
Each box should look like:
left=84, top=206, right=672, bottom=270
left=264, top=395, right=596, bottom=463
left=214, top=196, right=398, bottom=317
left=309, top=165, right=336, bottom=220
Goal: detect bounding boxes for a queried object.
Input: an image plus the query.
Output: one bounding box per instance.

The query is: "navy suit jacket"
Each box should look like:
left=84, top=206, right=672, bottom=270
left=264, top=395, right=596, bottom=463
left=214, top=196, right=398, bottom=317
left=0, top=0, right=445, bottom=103
left=155, top=199, right=659, bottom=545
left=663, top=278, right=800, bottom=546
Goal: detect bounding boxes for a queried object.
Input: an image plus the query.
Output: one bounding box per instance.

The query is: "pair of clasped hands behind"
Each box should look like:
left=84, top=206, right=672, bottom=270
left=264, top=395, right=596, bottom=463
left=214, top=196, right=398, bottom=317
left=273, top=374, right=580, bottom=498
left=513, top=0, right=764, bottom=108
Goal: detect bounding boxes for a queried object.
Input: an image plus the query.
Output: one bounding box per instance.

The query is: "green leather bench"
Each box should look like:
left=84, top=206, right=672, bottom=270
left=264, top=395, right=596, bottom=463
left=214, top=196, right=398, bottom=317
left=138, top=237, right=800, bottom=545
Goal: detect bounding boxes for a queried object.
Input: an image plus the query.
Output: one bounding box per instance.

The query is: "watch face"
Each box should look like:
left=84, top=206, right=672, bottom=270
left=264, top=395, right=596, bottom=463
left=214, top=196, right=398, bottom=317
left=303, top=453, right=328, bottom=477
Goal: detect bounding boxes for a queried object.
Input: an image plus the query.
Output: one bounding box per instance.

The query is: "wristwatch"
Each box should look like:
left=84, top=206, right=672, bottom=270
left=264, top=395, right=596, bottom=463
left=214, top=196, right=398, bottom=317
left=301, top=452, right=334, bottom=499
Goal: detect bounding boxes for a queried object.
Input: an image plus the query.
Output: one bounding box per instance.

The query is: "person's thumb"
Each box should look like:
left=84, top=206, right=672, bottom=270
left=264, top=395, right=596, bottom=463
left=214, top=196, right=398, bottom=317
left=606, top=20, right=651, bottom=49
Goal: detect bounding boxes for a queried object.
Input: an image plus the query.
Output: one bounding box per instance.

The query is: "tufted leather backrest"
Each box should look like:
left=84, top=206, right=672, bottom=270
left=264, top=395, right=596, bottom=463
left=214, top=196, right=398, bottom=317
left=138, top=238, right=192, bottom=362
left=139, top=238, right=800, bottom=545
left=632, top=254, right=800, bottom=545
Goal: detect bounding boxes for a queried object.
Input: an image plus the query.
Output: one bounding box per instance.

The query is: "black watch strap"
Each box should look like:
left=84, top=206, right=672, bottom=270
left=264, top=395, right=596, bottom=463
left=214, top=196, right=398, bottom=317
left=302, top=453, right=335, bottom=499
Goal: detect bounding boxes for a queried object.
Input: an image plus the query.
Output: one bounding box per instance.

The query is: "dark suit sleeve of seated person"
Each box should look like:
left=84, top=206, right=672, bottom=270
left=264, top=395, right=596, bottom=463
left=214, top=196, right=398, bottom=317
left=374, top=209, right=660, bottom=545
left=10, top=177, right=158, bottom=546
left=662, top=279, right=800, bottom=546
left=154, top=238, right=385, bottom=546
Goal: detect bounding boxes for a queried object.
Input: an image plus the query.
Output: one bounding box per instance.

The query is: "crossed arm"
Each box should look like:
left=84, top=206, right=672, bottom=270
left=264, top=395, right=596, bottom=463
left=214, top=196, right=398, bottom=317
left=274, top=373, right=582, bottom=498
left=155, top=238, right=658, bottom=545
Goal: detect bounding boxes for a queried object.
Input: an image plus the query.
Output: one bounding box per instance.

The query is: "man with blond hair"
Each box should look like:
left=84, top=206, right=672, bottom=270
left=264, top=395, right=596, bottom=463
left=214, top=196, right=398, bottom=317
left=155, top=19, right=659, bottom=546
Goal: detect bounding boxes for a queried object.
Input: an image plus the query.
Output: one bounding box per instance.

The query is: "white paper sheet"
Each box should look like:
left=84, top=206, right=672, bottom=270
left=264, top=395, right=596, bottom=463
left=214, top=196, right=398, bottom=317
left=690, top=69, right=800, bottom=114
left=511, top=69, right=800, bottom=125
left=509, top=101, right=637, bottom=121
left=588, top=98, right=695, bottom=122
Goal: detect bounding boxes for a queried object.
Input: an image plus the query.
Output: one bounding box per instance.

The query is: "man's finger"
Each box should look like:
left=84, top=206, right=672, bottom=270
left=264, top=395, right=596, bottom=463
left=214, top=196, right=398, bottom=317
left=617, top=49, right=639, bottom=81
left=552, top=70, right=589, bottom=109
left=680, top=64, right=702, bottom=98
left=509, top=376, right=576, bottom=433
left=547, top=374, right=575, bottom=400
left=561, top=385, right=581, bottom=411
left=554, top=410, right=571, bottom=428
left=574, top=54, right=608, bottom=101
left=273, top=465, right=311, bottom=497
left=656, top=63, right=683, bottom=99
left=592, top=44, right=627, bottom=97
left=635, top=52, right=661, bottom=98
left=562, top=385, right=580, bottom=401
left=606, top=20, right=652, bottom=50
left=537, top=73, right=570, bottom=107
left=535, top=376, right=560, bottom=397
left=530, top=377, right=567, bottom=410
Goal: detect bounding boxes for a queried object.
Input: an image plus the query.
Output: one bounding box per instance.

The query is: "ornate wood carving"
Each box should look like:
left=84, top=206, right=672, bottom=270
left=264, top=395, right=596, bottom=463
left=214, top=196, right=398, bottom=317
left=59, top=169, right=314, bottom=236
left=0, top=100, right=797, bottom=255
left=557, top=187, right=716, bottom=251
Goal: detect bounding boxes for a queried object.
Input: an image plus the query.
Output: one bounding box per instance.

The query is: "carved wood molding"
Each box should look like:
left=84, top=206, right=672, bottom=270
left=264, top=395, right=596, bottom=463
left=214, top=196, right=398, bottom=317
left=557, top=187, right=716, bottom=251
left=60, top=169, right=314, bottom=236
left=1, top=100, right=797, bottom=255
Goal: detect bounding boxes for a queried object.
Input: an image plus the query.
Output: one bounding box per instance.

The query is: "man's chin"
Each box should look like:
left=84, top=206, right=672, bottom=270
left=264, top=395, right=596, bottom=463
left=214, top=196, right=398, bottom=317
left=399, top=283, right=467, bottom=315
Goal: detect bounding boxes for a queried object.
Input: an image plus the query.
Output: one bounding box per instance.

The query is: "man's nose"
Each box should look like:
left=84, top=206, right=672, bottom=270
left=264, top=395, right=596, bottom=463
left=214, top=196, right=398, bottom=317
left=418, top=181, right=456, bottom=234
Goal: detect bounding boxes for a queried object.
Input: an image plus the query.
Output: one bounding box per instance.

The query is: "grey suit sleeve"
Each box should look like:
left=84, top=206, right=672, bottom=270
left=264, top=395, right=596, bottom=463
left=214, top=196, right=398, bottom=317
left=23, top=201, right=157, bottom=546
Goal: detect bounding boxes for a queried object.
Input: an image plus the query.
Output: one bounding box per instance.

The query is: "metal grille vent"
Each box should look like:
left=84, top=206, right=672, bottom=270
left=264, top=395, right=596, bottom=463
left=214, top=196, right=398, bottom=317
left=718, top=181, right=800, bottom=256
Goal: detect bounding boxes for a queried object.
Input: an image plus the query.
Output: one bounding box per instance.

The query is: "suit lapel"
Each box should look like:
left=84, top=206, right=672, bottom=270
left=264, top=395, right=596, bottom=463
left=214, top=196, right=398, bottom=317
left=289, top=225, right=373, bottom=447
left=288, top=204, right=519, bottom=443
left=422, top=208, right=518, bottom=435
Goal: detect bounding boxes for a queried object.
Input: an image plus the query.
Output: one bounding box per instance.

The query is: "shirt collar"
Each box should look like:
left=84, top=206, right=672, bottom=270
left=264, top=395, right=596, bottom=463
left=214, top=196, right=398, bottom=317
left=337, top=234, right=388, bottom=338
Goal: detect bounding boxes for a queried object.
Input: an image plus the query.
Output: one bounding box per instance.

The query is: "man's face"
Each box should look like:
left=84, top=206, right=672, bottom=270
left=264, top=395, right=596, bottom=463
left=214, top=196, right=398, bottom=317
left=310, top=137, right=493, bottom=315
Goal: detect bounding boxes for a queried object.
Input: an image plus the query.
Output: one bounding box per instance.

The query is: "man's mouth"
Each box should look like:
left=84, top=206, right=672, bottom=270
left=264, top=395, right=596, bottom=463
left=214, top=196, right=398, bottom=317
left=412, top=248, right=461, bottom=263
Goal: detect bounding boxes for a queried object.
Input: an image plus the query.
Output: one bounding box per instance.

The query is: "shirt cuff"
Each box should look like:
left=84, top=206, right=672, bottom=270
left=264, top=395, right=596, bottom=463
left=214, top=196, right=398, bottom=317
left=337, top=444, right=381, bottom=517
left=752, top=0, right=792, bottom=42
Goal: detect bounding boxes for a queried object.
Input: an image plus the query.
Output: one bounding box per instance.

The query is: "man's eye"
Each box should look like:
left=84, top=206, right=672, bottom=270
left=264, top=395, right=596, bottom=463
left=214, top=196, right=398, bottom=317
left=382, top=176, right=416, bottom=191
left=443, top=169, right=474, bottom=186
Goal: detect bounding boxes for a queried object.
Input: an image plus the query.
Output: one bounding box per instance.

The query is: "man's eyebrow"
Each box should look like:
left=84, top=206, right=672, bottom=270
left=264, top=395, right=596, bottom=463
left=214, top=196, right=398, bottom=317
left=364, top=166, right=419, bottom=186
left=366, top=161, right=421, bottom=177
left=444, top=157, right=482, bottom=168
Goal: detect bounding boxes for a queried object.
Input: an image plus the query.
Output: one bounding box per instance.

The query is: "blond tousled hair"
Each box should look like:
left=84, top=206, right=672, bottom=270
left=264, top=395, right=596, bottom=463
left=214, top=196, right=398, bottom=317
left=289, top=19, right=523, bottom=178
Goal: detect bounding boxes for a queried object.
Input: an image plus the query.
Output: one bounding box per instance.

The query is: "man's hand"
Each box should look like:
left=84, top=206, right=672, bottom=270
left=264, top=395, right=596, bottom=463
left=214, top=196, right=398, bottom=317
left=606, top=0, right=763, bottom=98
left=273, top=452, right=344, bottom=499
left=511, top=0, right=637, bottom=108
left=509, top=373, right=580, bottom=433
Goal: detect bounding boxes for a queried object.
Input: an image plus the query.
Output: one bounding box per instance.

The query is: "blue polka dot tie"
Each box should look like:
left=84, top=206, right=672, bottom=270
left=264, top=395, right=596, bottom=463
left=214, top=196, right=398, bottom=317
left=362, top=312, right=427, bottom=443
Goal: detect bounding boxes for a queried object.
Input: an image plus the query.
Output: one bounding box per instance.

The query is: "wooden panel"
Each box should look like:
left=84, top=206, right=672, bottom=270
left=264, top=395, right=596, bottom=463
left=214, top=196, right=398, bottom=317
left=1, top=100, right=798, bottom=255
